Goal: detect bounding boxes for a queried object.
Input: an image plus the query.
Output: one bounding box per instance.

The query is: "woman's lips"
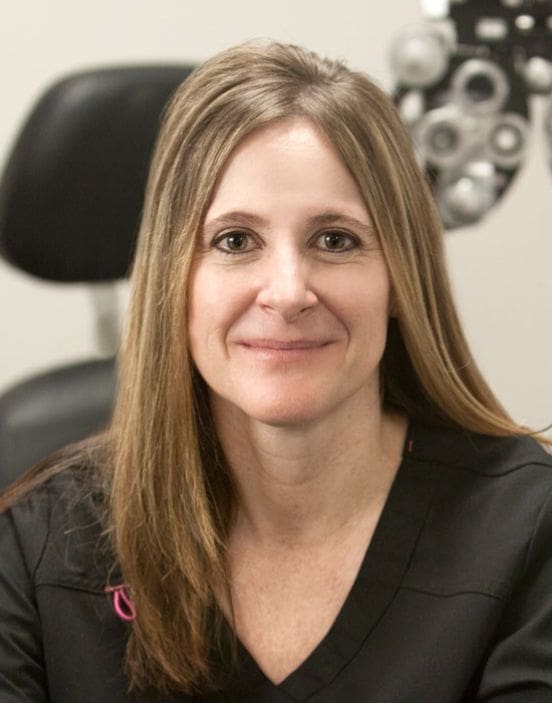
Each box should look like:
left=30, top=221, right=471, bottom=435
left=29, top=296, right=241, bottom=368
left=236, top=339, right=333, bottom=360
left=240, top=339, right=330, bottom=350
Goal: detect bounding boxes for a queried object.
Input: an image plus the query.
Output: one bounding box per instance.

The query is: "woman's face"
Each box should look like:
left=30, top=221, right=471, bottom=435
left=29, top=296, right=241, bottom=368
left=188, top=117, right=391, bottom=428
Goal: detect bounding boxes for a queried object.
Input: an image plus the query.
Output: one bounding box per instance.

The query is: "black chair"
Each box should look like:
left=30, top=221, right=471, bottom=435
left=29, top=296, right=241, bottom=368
left=0, top=64, right=193, bottom=491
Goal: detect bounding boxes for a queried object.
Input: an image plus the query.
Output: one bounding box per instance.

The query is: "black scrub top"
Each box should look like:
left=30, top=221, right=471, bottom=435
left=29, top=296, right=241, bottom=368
left=2, top=421, right=552, bottom=702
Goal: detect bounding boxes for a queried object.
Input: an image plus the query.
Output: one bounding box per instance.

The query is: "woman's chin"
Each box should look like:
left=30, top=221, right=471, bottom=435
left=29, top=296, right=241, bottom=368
left=209, top=375, right=380, bottom=431
left=230, top=393, right=341, bottom=430
left=210, top=390, right=321, bottom=429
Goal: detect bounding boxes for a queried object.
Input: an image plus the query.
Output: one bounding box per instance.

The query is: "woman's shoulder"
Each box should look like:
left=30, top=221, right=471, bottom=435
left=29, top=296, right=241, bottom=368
left=402, top=422, right=552, bottom=598
left=407, top=420, right=552, bottom=481
left=2, top=441, right=106, bottom=522
left=1, top=441, right=116, bottom=593
left=404, top=421, right=552, bottom=553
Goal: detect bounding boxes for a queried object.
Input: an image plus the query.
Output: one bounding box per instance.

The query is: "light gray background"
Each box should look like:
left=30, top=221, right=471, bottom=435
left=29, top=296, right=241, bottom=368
left=1, top=0, right=551, bottom=431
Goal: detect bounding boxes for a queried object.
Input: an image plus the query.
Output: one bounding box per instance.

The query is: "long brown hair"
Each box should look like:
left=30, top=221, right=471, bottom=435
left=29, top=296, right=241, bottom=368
left=1, top=41, right=542, bottom=695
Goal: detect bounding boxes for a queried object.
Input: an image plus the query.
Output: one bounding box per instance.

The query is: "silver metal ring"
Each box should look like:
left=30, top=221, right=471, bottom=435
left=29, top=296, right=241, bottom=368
left=415, top=106, right=472, bottom=169
left=451, top=59, right=509, bottom=115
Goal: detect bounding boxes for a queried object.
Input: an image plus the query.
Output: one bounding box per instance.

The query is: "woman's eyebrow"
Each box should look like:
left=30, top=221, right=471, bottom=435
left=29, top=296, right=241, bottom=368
left=203, top=211, right=268, bottom=234
left=202, top=210, right=374, bottom=237
left=308, top=212, right=374, bottom=236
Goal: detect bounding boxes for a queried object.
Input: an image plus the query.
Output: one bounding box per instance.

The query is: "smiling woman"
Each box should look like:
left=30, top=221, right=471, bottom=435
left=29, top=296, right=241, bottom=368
left=188, top=117, right=391, bottom=429
left=1, top=41, right=552, bottom=703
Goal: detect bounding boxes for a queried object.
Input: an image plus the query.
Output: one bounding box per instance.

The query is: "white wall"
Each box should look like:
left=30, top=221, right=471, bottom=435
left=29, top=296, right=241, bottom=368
left=1, top=0, right=551, bottom=431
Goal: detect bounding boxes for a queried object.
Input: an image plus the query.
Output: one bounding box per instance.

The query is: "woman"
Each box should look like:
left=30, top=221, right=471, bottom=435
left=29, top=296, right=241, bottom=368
left=1, top=41, right=552, bottom=702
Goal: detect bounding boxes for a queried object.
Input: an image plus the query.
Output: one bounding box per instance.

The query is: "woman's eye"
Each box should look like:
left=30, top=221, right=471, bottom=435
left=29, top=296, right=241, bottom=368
left=214, top=231, right=256, bottom=253
left=315, top=231, right=358, bottom=252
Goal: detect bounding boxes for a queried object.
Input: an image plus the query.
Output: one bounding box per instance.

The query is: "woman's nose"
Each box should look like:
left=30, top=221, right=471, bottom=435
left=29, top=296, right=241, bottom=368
left=256, top=250, right=318, bottom=321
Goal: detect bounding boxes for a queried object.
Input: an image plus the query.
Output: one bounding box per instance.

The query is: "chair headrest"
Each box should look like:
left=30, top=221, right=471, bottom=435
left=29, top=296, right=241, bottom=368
left=0, top=65, right=193, bottom=282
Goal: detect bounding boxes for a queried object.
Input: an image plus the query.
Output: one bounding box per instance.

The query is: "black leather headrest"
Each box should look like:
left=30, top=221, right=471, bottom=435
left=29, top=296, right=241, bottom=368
left=0, top=65, right=193, bottom=282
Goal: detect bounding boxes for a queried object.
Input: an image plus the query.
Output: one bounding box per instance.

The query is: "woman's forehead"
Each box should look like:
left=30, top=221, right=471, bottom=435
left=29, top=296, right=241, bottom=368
left=204, top=117, right=371, bottom=225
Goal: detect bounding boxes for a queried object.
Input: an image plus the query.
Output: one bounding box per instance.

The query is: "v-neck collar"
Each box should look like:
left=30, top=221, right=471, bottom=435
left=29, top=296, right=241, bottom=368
left=231, top=421, right=438, bottom=702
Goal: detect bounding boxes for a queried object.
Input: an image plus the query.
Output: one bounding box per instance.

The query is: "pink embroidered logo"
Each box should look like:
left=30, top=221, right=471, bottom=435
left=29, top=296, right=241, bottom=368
left=105, top=584, right=136, bottom=622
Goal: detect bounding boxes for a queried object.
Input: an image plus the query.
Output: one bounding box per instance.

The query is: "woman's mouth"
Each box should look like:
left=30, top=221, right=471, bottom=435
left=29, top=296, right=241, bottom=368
left=237, top=339, right=333, bottom=361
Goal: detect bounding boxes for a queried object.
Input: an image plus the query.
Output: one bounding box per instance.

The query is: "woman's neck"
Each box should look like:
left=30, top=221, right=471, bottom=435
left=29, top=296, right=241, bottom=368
left=212, top=395, right=408, bottom=548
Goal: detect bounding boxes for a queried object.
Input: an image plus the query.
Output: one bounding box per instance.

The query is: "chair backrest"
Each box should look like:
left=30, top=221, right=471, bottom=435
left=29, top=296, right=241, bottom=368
left=0, top=64, right=193, bottom=489
left=0, top=65, right=193, bottom=281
